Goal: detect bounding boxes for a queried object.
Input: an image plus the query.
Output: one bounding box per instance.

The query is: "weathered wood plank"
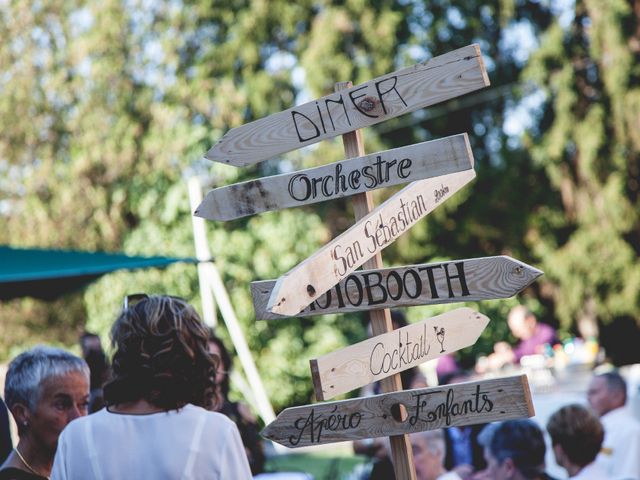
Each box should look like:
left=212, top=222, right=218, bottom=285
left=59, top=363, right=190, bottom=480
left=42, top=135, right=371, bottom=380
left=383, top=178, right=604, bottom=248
left=333, top=80, right=415, bottom=480
left=261, top=375, right=534, bottom=448
left=265, top=168, right=476, bottom=316
left=195, top=134, right=473, bottom=221
left=206, top=44, right=489, bottom=167
left=251, top=256, right=543, bottom=320
left=310, top=307, right=490, bottom=401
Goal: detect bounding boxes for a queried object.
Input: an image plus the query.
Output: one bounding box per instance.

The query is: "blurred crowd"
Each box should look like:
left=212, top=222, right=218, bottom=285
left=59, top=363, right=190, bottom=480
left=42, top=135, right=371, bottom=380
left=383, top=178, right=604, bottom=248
left=0, top=302, right=639, bottom=480
left=349, top=307, right=640, bottom=480
left=349, top=368, right=640, bottom=480
left=0, top=295, right=258, bottom=479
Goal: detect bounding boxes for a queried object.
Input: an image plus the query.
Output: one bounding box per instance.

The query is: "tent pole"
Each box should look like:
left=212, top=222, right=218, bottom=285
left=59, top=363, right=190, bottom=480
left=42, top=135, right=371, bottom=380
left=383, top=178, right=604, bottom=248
left=188, top=177, right=276, bottom=427
left=188, top=177, right=217, bottom=327
left=203, top=261, right=276, bottom=425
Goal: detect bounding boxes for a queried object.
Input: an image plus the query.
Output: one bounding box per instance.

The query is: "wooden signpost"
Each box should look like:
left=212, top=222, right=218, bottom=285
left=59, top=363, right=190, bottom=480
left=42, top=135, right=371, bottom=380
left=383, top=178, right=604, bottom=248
left=206, top=45, right=488, bottom=167
left=252, top=255, right=543, bottom=320
left=267, top=168, right=476, bottom=316
left=332, top=80, right=415, bottom=478
left=261, top=375, right=534, bottom=448
left=197, top=42, right=541, bottom=480
left=196, top=134, right=473, bottom=221
left=310, top=307, right=489, bottom=401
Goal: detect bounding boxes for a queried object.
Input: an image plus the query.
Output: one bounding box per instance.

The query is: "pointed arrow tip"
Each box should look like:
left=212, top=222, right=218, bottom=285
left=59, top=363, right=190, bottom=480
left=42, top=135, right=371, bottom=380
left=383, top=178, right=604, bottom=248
left=268, top=297, right=299, bottom=317
left=204, top=144, right=234, bottom=165
left=203, top=148, right=216, bottom=162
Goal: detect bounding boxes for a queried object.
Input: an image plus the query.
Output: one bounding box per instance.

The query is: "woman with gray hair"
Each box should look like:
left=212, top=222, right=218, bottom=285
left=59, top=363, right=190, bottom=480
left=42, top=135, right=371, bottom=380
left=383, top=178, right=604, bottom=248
left=0, top=346, right=90, bottom=480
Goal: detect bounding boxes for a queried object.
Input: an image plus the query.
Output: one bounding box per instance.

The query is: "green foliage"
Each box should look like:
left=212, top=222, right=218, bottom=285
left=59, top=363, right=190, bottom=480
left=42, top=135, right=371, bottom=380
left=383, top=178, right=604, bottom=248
left=4, top=0, right=638, bottom=408
left=524, top=0, right=640, bottom=332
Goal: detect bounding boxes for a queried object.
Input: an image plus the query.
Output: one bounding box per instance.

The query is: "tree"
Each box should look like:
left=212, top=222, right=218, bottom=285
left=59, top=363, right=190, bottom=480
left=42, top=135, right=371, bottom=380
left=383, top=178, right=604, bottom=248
left=6, top=0, right=601, bottom=407
left=523, top=0, right=640, bottom=363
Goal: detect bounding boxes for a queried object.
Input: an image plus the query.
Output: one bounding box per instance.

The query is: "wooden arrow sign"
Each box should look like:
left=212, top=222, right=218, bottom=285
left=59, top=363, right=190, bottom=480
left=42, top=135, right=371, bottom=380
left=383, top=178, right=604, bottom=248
left=195, top=134, right=473, bottom=221
left=261, top=375, right=533, bottom=448
left=267, top=169, right=476, bottom=316
left=252, top=256, right=543, bottom=320
left=310, top=307, right=489, bottom=401
left=207, top=44, right=489, bottom=167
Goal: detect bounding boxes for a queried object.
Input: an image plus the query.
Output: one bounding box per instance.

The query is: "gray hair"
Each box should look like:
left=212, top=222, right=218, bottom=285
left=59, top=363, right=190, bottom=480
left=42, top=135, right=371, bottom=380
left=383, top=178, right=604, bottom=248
left=411, top=428, right=446, bottom=456
left=4, top=346, right=89, bottom=411
left=596, top=371, right=627, bottom=403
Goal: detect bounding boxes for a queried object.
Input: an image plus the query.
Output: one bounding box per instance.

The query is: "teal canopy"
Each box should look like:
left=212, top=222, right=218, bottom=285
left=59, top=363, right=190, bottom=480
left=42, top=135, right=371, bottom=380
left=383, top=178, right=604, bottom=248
left=0, top=246, right=197, bottom=301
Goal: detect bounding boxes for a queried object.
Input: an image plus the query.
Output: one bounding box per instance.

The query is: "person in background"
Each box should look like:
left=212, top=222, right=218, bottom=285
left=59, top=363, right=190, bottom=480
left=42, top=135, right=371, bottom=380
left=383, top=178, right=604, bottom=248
left=0, top=398, right=11, bottom=464
left=439, top=370, right=486, bottom=477
left=51, top=294, right=251, bottom=479
left=484, top=306, right=557, bottom=371
left=370, top=430, right=461, bottom=480
left=435, top=354, right=460, bottom=386
left=0, top=346, right=89, bottom=480
left=411, top=429, right=463, bottom=480
left=546, top=404, right=605, bottom=480
left=79, top=332, right=111, bottom=413
left=475, top=419, right=553, bottom=480
left=207, top=333, right=265, bottom=476
left=587, top=370, right=640, bottom=479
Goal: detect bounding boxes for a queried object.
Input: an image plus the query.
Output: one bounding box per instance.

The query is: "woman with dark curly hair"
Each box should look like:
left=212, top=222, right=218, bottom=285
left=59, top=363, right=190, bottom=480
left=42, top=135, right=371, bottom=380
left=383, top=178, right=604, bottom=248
left=51, top=295, right=251, bottom=480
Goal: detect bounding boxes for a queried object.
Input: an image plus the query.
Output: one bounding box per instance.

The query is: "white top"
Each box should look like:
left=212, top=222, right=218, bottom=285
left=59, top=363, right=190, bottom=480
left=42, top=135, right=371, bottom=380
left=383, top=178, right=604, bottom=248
left=595, top=406, right=640, bottom=480
left=569, top=461, right=608, bottom=480
left=51, top=404, right=252, bottom=480
left=437, top=472, right=462, bottom=480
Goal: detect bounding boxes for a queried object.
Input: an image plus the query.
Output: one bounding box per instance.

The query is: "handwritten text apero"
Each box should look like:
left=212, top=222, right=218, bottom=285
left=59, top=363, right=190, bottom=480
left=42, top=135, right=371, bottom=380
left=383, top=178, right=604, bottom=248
left=286, top=384, right=495, bottom=445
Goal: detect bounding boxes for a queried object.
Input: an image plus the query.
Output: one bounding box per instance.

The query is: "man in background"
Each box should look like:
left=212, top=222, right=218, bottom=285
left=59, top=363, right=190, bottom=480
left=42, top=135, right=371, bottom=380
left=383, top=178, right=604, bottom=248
left=476, top=419, right=553, bottom=480
left=411, top=429, right=463, bottom=480
left=485, top=306, right=557, bottom=370
left=79, top=331, right=111, bottom=412
left=0, top=397, right=10, bottom=463
left=439, top=370, right=486, bottom=476
left=587, top=370, right=640, bottom=479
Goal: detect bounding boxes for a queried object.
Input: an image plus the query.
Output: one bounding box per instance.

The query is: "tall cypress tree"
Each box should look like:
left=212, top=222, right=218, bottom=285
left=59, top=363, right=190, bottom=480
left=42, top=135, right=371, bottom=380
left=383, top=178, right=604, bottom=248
left=524, top=0, right=640, bottom=362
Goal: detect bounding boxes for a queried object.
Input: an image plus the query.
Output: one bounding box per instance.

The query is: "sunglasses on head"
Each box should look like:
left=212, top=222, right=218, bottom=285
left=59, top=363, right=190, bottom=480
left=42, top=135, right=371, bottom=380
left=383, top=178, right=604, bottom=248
left=122, top=293, right=188, bottom=310
left=122, top=293, right=149, bottom=310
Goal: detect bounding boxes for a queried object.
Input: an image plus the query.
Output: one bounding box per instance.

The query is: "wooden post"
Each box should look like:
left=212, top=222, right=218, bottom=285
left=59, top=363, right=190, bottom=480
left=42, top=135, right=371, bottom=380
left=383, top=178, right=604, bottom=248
left=335, top=81, right=416, bottom=480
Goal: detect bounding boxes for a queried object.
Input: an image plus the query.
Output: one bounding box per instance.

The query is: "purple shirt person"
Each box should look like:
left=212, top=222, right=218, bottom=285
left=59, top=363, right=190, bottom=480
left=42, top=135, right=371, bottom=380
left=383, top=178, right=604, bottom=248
left=484, top=306, right=557, bottom=370
left=512, top=321, right=556, bottom=360
left=508, top=306, right=557, bottom=360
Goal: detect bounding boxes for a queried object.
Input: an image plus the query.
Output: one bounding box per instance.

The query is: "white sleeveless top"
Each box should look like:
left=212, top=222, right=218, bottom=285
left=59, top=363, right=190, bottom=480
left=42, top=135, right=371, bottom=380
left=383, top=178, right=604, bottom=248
left=51, top=404, right=251, bottom=480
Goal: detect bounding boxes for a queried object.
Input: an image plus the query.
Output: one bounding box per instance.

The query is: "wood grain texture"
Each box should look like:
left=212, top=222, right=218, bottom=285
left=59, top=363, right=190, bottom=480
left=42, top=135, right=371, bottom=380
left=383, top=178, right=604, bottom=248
left=206, top=44, right=489, bottom=166
left=333, top=81, right=415, bottom=480
left=195, top=134, right=473, bottom=221
left=311, top=308, right=490, bottom=401
left=265, top=167, right=476, bottom=316
left=251, top=256, right=543, bottom=319
left=261, top=375, right=534, bottom=448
